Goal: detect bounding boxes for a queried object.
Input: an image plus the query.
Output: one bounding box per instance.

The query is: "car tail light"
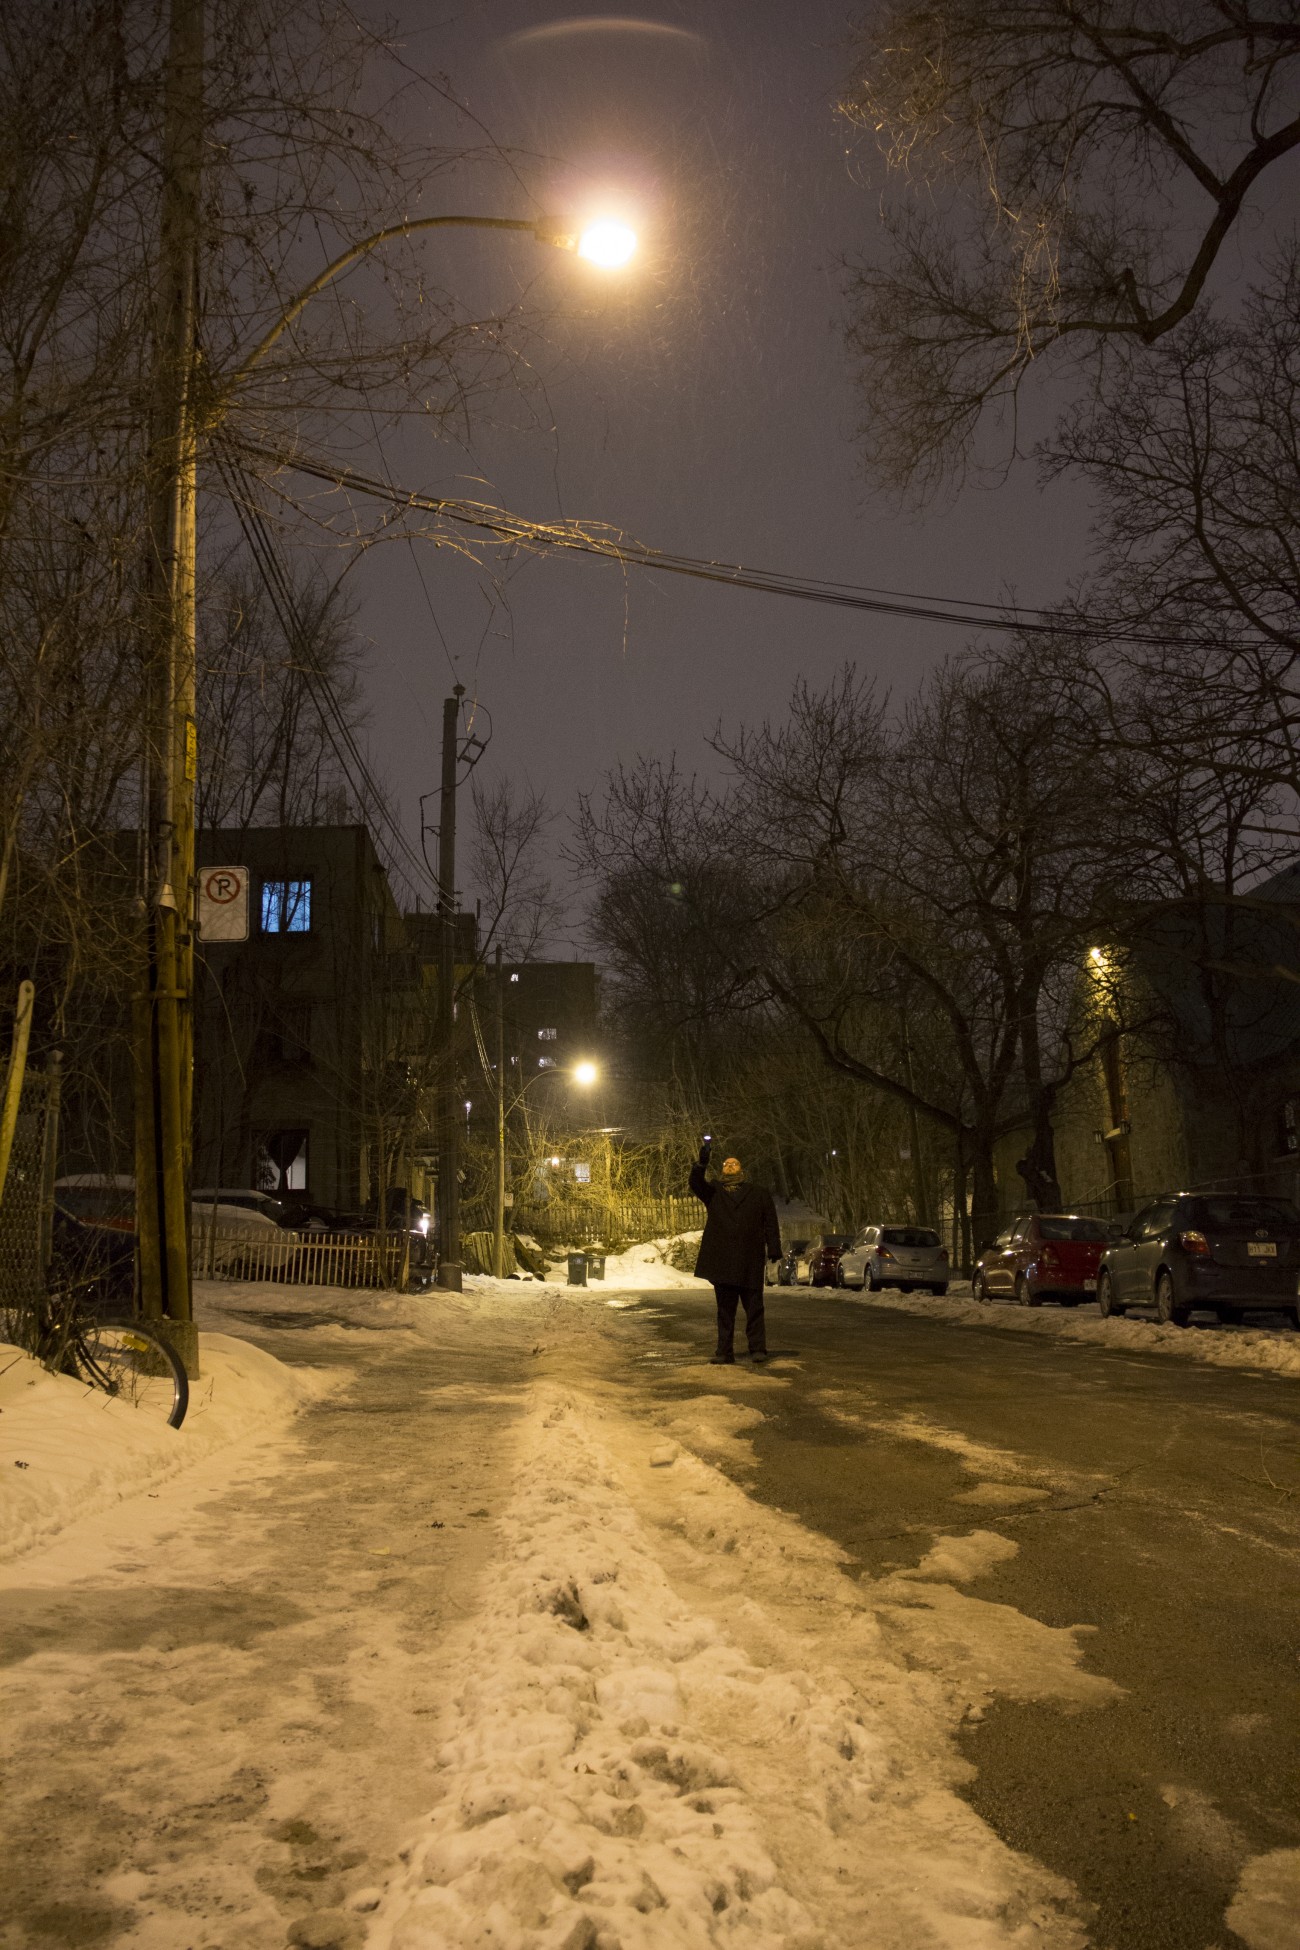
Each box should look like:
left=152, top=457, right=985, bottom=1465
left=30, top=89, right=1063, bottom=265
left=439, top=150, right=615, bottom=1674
left=938, top=1247, right=949, bottom=1261
left=878, top=1247, right=895, bottom=1261
left=1179, top=1230, right=1210, bottom=1257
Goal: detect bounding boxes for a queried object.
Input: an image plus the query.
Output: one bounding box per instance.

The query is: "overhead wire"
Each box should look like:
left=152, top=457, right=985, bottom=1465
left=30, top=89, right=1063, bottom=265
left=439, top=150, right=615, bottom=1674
left=211, top=438, right=439, bottom=903
left=234, top=438, right=1258, bottom=654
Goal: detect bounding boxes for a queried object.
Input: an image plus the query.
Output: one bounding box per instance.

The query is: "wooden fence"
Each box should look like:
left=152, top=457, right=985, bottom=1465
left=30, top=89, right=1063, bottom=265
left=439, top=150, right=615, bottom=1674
left=496, top=1194, right=700, bottom=1249
left=195, top=1227, right=416, bottom=1288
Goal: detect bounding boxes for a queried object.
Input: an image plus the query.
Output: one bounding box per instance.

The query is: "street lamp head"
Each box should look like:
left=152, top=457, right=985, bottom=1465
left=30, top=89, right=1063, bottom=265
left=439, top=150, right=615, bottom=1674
left=573, top=1060, right=599, bottom=1087
left=577, top=220, right=637, bottom=269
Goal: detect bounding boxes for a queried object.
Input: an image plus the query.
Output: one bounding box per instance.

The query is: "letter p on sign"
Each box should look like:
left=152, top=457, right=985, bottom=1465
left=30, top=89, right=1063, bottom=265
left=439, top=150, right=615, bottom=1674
left=198, top=866, right=249, bottom=942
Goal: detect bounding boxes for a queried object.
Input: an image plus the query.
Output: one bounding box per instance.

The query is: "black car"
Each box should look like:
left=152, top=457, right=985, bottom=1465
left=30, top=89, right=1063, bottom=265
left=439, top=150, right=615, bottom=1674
left=765, top=1240, right=807, bottom=1287
left=50, top=1205, right=136, bottom=1313
left=1097, top=1193, right=1300, bottom=1326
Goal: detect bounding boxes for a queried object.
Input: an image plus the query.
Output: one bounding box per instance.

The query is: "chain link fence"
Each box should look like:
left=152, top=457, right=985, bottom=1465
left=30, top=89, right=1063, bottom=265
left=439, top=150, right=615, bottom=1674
left=0, top=1055, right=62, bottom=1340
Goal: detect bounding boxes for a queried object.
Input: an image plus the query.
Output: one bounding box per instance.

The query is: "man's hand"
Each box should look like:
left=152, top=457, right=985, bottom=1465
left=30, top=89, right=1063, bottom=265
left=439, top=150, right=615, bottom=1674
left=698, top=1140, right=711, bottom=1168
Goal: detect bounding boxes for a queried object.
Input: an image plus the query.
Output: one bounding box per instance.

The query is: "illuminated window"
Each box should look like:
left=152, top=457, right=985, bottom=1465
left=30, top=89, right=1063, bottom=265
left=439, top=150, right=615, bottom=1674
left=573, top=1161, right=591, bottom=1184
left=510, top=972, right=520, bottom=983
left=261, top=879, right=311, bottom=934
left=538, top=1027, right=557, bottom=1041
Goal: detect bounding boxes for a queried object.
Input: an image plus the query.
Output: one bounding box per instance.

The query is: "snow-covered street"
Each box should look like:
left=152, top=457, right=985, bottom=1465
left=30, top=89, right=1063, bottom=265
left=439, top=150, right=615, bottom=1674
left=3, top=1270, right=1299, bottom=1950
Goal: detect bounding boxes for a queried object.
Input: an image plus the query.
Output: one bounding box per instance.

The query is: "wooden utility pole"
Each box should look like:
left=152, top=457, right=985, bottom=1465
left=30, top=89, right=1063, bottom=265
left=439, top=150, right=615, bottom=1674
left=493, top=943, right=506, bottom=1278
left=134, top=0, right=203, bottom=1374
left=436, top=686, right=465, bottom=1290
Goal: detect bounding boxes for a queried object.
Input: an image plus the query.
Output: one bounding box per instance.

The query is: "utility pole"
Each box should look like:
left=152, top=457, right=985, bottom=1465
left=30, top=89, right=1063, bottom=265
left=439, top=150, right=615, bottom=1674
left=493, top=943, right=506, bottom=1278
left=134, top=0, right=203, bottom=1375
left=436, top=686, right=465, bottom=1290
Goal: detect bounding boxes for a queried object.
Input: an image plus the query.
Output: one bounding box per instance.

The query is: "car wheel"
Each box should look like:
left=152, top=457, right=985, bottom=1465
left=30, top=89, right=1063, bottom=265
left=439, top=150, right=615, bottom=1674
left=1014, top=1274, right=1040, bottom=1308
left=1097, top=1270, right=1124, bottom=1318
left=866, top=1271, right=881, bottom=1292
left=971, top=1271, right=989, bottom=1303
left=1155, top=1271, right=1190, bottom=1326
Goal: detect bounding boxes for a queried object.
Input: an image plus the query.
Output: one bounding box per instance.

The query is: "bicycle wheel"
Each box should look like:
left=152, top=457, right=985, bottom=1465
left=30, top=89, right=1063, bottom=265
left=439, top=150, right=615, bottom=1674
left=77, top=1319, right=189, bottom=1429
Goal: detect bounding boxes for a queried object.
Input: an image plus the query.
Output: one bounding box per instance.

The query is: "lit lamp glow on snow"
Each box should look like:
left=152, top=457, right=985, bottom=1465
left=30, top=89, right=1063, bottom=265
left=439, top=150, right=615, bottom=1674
left=572, top=1061, right=599, bottom=1087
left=577, top=220, right=637, bottom=268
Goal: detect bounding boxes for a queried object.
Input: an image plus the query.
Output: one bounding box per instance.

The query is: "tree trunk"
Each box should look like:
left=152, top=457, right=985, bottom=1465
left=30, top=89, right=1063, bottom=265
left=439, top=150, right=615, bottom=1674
left=1016, top=1082, right=1063, bottom=1210
left=969, top=1132, right=999, bottom=1252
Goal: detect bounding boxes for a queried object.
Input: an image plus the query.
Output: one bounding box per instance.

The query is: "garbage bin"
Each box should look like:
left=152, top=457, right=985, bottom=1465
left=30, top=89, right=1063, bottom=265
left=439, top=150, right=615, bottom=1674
left=567, top=1251, right=588, bottom=1286
left=587, top=1252, right=606, bottom=1280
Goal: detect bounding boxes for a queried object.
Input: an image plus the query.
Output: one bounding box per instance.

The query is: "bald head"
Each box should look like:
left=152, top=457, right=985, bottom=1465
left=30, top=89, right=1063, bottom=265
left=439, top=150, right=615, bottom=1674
left=721, top=1156, right=743, bottom=1178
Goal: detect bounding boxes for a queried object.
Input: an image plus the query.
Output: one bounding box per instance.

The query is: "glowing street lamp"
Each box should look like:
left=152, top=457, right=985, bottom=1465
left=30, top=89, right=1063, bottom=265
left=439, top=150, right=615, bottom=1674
left=577, top=220, right=637, bottom=269
left=573, top=1060, right=599, bottom=1087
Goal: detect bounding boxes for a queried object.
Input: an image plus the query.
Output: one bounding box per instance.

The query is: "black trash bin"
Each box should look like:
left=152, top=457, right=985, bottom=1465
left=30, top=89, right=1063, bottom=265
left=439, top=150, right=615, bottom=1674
left=567, top=1251, right=588, bottom=1287
left=587, top=1252, right=606, bottom=1280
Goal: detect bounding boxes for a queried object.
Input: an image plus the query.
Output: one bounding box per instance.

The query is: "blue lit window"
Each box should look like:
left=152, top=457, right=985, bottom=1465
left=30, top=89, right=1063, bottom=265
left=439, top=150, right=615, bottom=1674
left=261, top=879, right=311, bottom=934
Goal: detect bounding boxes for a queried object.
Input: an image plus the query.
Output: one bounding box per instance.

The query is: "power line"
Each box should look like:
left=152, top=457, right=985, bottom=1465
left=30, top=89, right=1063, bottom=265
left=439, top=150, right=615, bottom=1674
left=235, top=438, right=1256, bottom=655
left=211, top=440, right=438, bottom=903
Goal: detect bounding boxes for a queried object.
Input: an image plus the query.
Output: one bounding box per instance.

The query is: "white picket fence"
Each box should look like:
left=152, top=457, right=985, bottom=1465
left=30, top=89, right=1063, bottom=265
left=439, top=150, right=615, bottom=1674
left=195, top=1226, right=412, bottom=1288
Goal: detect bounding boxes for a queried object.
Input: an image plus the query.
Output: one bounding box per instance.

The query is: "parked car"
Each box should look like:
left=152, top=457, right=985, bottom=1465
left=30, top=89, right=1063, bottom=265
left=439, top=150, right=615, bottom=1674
left=1097, top=1193, right=1300, bottom=1326
left=795, top=1233, right=852, bottom=1287
left=54, top=1176, right=296, bottom=1278
left=193, top=1187, right=293, bottom=1228
left=837, top=1224, right=949, bottom=1294
left=765, top=1240, right=807, bottom=1287
left=49, top=1203, right=137, bottom=1310
left=972, top=1212, right=1113, bottom=1306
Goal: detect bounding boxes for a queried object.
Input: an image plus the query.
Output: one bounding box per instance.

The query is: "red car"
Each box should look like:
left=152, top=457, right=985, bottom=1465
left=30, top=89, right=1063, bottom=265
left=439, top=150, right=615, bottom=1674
left=972, top=1212, right=1114, bottom=1307
left=796, top=1233, right=852, bottom=1288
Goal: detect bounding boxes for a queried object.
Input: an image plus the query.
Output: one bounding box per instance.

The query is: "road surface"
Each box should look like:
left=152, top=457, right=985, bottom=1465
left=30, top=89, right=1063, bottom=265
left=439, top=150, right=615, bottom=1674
left=619, top=1284, right=1300, bottom=1950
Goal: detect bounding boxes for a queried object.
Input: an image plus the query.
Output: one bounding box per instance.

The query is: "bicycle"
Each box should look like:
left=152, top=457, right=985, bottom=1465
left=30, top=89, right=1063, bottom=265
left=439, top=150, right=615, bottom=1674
left=4, top=1214, right=189, bottom=1428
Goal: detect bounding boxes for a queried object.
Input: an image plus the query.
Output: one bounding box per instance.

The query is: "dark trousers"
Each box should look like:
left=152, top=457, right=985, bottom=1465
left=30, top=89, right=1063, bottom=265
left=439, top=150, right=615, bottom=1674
left=714, top=1283, right=766, bottom=1356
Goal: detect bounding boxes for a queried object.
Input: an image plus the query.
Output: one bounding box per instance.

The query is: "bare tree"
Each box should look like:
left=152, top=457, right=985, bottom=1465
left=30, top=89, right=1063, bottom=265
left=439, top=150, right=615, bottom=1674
left=841, top=2, right=1300, bottom=490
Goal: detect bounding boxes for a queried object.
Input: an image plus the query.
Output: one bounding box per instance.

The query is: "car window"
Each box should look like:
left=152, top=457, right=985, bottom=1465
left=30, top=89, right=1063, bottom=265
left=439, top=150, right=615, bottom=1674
left=1010, top=1219, right=1030, bottom=1244
left=992, top=1229, right=1013, bottom=1248
left=1038, top=1216, right=1111, bottom=1241
left=1193, top=1196, right=1300, bottom=1230
left=1138, top=1201, right=1177, bottom=1240
left=880, top=1227, right=941, bottom=1249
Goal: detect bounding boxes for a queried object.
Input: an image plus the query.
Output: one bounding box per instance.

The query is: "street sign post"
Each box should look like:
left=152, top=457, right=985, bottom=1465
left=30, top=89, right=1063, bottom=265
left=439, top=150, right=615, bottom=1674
left=197, top=866, right=249, bottom=942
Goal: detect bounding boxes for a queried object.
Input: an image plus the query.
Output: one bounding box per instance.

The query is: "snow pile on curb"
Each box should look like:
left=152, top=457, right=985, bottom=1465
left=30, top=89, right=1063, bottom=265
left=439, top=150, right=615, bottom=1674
left=0, top=1332, right=331, bottom=1564
left=856, top=1289, right=1300, bottom=1381
left=371, top=1387, right=1103, bottom=1949
left=530, top=1235, right=704, bottom=1292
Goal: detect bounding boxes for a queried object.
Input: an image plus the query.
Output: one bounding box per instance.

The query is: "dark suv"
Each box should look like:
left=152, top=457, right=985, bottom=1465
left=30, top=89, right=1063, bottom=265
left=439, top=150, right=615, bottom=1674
left=1098, top=1193, right=1300, bottom=1326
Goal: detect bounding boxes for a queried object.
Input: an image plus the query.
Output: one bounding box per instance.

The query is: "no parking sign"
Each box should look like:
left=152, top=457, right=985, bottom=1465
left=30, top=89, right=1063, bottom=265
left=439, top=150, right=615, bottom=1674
left=198, top=865, right=249, bottom=942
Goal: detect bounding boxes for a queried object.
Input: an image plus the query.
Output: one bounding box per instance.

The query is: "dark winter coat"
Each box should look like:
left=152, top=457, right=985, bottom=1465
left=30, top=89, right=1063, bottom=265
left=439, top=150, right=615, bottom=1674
left=690, top=1165, right=782, bottom=1288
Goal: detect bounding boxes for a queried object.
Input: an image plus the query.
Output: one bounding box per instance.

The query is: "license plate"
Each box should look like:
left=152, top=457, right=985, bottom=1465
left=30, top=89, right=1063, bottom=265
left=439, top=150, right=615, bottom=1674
left=1247, top=1241, right=1277, bottom=1257
left=1084, top=1279, right=1097, bottom=1292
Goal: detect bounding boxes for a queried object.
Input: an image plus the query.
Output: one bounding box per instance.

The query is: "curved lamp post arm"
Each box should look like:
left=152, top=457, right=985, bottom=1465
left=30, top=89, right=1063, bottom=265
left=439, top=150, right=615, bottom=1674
left=229, top=213, right=556, bottom=391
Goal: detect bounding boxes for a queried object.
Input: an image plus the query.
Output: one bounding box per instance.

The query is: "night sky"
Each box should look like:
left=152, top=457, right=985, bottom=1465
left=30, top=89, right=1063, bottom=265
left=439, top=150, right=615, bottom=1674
left=335, top=4, right=1095, bottom=929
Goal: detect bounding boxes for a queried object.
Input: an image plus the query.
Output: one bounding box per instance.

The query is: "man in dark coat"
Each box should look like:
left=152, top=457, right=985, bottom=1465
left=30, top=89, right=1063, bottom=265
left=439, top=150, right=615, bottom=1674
left=689, top=1142, right=782, bottom=1364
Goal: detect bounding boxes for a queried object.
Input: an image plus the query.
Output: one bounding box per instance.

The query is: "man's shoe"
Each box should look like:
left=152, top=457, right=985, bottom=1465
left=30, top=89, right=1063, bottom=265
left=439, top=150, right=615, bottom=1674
left=708, top=1353, right=735, bottom=1365
left=750, top=1351, right=770, bottom=1364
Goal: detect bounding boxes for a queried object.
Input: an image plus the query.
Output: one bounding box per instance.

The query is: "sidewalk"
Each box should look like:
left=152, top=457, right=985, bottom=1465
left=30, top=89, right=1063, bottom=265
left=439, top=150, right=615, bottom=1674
left=5, top=1272, right=1263, bottom=1949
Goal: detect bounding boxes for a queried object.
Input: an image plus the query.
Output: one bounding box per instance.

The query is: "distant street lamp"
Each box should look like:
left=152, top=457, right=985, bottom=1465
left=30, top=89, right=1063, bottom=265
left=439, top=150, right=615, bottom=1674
left=493, top=1047, right=599, bottom=1280
left=137, top=0, right=640, bottom=1341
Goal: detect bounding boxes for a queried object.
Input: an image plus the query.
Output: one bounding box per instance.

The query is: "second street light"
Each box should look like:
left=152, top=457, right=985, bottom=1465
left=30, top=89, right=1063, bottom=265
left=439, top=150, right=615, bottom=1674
left=137, top=0, right=639, bottom=1350
left=492, top=1028, right=599, bottom=1282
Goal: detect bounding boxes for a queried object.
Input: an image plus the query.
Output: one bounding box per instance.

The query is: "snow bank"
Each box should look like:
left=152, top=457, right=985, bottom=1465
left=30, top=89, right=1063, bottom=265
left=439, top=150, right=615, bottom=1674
left=854, top=1288, right=1300, bottom=1381
left=370, top=1386, right=1106, bottom=1949
left=0, top=1332, right=331, bottom=1564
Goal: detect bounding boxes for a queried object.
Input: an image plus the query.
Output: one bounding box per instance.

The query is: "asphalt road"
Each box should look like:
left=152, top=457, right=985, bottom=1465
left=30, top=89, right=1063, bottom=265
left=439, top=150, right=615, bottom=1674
left=610, top=1285, right=1300, bottom=1950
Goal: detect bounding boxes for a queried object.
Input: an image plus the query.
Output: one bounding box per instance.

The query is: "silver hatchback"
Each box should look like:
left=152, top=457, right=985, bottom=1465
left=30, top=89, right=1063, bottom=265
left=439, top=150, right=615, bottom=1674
left=837, top=1223, right=950, bottom=1294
